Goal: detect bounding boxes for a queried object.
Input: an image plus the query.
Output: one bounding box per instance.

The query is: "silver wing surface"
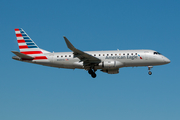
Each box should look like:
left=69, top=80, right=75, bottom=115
left=63, top=36, right=101, bottom=67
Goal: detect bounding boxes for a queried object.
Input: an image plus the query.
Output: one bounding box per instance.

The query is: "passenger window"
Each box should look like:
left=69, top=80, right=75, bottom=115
left=135, top=53, right=137, bottom=55
left=57, top=56, right=59, bottom=58
left=69, top=55, right=71, bottom=57
left=65, top=55, right=67, bottom=57
left=119, top=54, right=121, bottom=56
left=131, top=53, right=133, bottom=55
left=103, top=54, right=105, bottom=56
left=115, top=54, right=117, bottom=56
left=107, top=54, right=109, bottom=56
left=94, top=54, right=96, bottom=56
left=61, top=55, right=63, bottom=57
left=123, top=53, right=125, bottom=55
left=99, top=54, right=101, bottom=56
left=111, top=54, right=113, bottom=56
left=127, top=53, right=129, bottom=55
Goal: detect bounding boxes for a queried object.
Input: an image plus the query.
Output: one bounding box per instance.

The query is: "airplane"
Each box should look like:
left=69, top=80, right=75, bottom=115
left=12, top=28, right=170, bottom=78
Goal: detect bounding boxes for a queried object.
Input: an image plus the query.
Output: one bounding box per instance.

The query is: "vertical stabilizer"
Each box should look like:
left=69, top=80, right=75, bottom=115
left=14, top=28, right=50, bottom=60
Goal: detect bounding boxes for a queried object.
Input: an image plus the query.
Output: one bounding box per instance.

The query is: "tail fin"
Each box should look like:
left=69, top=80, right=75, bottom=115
left=14, top=28, right=50, bottom=60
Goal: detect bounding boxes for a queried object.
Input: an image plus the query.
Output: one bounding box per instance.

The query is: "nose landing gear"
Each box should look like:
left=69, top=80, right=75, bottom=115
left=148, top=66, right=153, bottom=75
left=148, top=71, right=152, bottom=75
left=88, top=69, right=97, bottom=78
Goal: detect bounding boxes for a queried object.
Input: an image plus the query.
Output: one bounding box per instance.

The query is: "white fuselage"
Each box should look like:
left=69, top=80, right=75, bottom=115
left=12, top=28, right=171, bottom=77
left=31, top=49, right=170, bottom=70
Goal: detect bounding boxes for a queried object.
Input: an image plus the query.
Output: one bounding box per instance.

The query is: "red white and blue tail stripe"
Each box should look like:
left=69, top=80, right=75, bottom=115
left=15, top=28, right=50, bottom=60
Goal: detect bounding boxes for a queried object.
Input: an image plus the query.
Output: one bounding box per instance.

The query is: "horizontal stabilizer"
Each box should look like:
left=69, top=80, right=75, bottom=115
left=11, top=51, right=34, bottom=60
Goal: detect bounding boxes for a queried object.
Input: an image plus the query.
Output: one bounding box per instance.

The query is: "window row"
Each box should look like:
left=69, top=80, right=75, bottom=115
left=93, top=53, right=138, bottom=56
left=57, top=53, right=138, bottom=58
left=57, top=55, right=72, bottom=58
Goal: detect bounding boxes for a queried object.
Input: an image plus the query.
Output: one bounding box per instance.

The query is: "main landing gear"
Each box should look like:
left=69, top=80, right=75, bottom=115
left=88, top=69, right=97, bottom=78
left=148, top=66, right=153, bottom=75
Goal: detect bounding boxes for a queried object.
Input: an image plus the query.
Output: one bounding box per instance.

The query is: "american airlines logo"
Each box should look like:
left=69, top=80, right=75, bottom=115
left=138, top=54, right=143, bottom=59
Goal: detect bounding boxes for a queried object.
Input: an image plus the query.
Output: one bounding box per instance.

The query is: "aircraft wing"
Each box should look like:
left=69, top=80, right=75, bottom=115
left=63, top=36, right=101, bottom=66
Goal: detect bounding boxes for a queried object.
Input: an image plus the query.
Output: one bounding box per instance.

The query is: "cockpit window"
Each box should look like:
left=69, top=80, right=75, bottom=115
left=154, top=52, right=161, bottom=55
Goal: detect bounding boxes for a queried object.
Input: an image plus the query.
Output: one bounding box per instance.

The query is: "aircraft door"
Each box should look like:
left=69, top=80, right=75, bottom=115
left=144, top=51, right=149, bottom=60
left=49, top=54, right=54, bottom=63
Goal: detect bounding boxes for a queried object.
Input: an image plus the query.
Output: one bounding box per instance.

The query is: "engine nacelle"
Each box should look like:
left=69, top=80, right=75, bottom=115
left=99, top=61, right=123, bottom=68
left=101, top=69, right=119, bottom=74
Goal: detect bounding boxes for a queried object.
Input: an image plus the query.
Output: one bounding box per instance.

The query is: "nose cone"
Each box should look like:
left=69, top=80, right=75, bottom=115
left=164, top=57, right=171, bottom=64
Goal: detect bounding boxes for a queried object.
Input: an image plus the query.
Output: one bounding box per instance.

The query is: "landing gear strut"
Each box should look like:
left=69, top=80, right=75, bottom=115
left=148, top=66, right=153, bottom=75
left=88, top=69, right=97, bottom=78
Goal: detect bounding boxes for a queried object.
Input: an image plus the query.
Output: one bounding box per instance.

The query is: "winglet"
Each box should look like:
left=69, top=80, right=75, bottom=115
left=63, top=36, right=76, bottom=51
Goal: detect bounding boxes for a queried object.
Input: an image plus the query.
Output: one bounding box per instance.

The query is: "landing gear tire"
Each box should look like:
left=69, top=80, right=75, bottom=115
left=148, top=71, right=152, bottom=75
left=91, top=72, right=97, bottom=78
left=88, top=69, right=97, bottom=78
left=148, top=66, right=153, bottom=75
left=88, top=69, right=93, bottom=74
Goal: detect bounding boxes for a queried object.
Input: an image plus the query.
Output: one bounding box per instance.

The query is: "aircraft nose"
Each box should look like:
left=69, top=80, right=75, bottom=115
left=163, top=57, right=171, bottom=64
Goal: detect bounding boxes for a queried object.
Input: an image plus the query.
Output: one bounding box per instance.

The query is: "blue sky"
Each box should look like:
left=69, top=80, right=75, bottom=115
left=0, top=0, right=180, bottom=120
